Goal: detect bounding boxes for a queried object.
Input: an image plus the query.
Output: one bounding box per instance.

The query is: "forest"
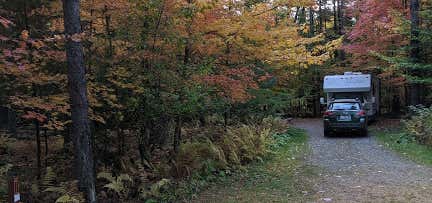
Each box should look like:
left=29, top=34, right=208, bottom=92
left=0, top=0, right=431, bottom=202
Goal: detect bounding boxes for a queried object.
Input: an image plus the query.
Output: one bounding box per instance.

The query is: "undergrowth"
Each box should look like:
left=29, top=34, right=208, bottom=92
left=188, top=126, right=311, bottom=202
left=375, top=130, right=432, bottom=166
left=164, top=125, right=308, bottom=202
left=375, top=106, right=432, bottom=166
left=36, top=116, right=303, bottom=202
left=404, top=106, right=432, bottom=146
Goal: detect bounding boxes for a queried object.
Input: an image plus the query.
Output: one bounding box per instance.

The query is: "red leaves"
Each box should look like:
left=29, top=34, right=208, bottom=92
left=258, top=72, right=272, bottom=82
left=22, top=111, right=47, bottom=123
left=0, top=16, right=14, bottom=28
left=343, top=0, right=408, bottom=65
left=0, top=35, right=8, bottom=41
left=201, top=67, right=259, bottom=103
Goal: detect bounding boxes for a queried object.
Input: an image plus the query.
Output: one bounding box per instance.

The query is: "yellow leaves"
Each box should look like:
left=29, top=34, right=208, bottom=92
left=20, top=30, right=29, bottom=41
left=312, top=36, right=343, bottom=58
left=193, top=0, right=339, bottom=71
left=194, top=0, right=215, bottom=10
left=31, top=40, right=46, bottom=49
left=48, top=18, right=64, bottom=32
left=285, top=0, right=315, bottom=7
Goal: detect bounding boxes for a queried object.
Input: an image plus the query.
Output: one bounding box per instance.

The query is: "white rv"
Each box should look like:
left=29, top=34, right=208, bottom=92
left=321, top=72, right=380, bottom=120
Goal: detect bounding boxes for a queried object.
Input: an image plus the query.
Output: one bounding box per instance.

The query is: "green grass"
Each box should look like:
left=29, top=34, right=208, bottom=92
left=192, top=128, right=315, bottom=203
left=375, top=129, right=432, bottom=166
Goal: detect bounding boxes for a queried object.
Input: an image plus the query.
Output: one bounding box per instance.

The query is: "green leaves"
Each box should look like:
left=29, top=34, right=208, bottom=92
left=97, top=172, right=133, bottom=197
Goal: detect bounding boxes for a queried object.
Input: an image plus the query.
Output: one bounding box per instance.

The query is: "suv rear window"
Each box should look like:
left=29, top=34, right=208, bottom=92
left=329, top=102, right=360, bottom=110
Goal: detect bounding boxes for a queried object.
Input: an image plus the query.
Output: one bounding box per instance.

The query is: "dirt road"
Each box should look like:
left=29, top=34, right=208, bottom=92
left=294, top=119, right=432, bottom=203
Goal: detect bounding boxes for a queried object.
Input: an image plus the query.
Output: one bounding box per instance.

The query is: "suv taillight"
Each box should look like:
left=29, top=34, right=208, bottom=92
left=324, top=111, right=334, bottom=116
left=356, top=110, right=366, bottom=116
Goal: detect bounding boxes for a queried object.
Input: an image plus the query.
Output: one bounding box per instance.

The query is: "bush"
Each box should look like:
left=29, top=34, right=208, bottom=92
left=0, top=164, right=12, bottom=197
left=262, top=116, right=288, bottom=134
left=174, top=116, right=288, bottom=178
left=175, top=139, right=227, bottom=177
left=403, top=106, right=432, bottom=146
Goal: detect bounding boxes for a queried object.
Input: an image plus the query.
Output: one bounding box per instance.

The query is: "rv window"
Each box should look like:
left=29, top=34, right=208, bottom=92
left=329, top=103, right=360, bottom=111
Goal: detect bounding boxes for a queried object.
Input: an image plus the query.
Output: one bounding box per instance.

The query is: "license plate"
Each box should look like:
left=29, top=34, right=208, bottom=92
left=338, top=115, right=351, bottom=121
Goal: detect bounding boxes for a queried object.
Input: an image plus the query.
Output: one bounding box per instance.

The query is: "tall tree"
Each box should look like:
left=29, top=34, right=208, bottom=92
left=410, top=0, right=420, bottom=61
left=338, top=0, right=344, bottom=34
left=408, top=0, right=421, bottom=105
left=309, top=7, right=315, bottom=36
left=318, top=0, right=324, bottom=32
left=62, top=0, right=96, bottom=202
left=333, top=0, right=338, bottom=32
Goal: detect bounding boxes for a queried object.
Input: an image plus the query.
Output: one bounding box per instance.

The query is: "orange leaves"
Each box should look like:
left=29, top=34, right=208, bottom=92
left=69, top=33, right=86, bottom=42
left=258, top=72, right=272, bottom=82
left=201, top=67, right=258, bottom=103
left=30, top=40, right=46, bottom=49
left=11, top=96, right=56, bottom=112
left=22, top=111, right=47, bottom=123
left=20, top=30, right=29, bottom=41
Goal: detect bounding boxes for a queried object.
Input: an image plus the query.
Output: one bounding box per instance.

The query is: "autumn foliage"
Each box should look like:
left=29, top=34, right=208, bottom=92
left=3, top=0, right=431, bottom=202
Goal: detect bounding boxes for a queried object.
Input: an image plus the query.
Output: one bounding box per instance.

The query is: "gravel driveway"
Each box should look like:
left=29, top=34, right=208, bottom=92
left=293, top=119, right=432, bottom=203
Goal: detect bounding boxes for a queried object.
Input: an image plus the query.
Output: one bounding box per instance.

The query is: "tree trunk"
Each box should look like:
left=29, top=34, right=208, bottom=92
left=309, top=7, right=314, bottom=37
left=199, top=115, right=206, bottom=127
left=319, top=0, right=323, bottom=32
left=104, top=8, right=113, bottom=59
left=324, top=6, right=327, bottom=30
left=35, top=121, right=41, bottom=179
left=64, top=123, right=72, bottom=152
left=117, top=128, right=123, bottom=156
left=408, top=84, right=421, bottom=105
left=62, top=0, right=96, bottom=202
left=44, top=128, right=48, bottom=167
left=409, top=0, right=421, bottom=105
left=338, top=0, right=344, bottom=35
left=173, top=117, right=182, bottom=153
left=333, top=0, right=338, bottom=33
left=299, top=7, right=306, bottom=24
left=410, top=0, right=420, bottom=61
left=223, top=110, right=229, bottom=130
left=294, top=7, right=300, bottom=23
left=138, top=124, right=150, bottom=166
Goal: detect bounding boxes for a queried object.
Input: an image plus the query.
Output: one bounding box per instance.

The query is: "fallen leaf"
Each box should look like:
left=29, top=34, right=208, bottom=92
left=322, top=197, right=332, bottom=202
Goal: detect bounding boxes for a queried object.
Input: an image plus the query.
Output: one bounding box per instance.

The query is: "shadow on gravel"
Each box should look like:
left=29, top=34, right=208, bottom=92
left=325, top=132, right=368, bottom=139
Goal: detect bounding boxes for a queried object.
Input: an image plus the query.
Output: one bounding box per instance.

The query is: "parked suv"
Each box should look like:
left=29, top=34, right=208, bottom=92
left=323, top=99, right=368, bottom=137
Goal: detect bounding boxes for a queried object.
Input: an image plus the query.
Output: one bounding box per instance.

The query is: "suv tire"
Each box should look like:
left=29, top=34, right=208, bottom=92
left=361, top=129, right=368, bottom=137
left=324, top=129, right=331, bottom=137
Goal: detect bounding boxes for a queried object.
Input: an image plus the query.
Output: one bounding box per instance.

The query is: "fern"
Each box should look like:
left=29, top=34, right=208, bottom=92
left=139, top=178, right=171, bottom=200
left=0, top=135, right=14, bottom=155
left=41, top=168, right=84, bottom=203
left=97, top=172, right=115, bottom=183
left=0, top=164, right=12, bottom=176
left=55, top=194, right=80, bottom=203
left=0, top=164, right=12, bottom=197
left=97, top=172, right=133, bottom=198
left=41, top=167, right=57, bottom=190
